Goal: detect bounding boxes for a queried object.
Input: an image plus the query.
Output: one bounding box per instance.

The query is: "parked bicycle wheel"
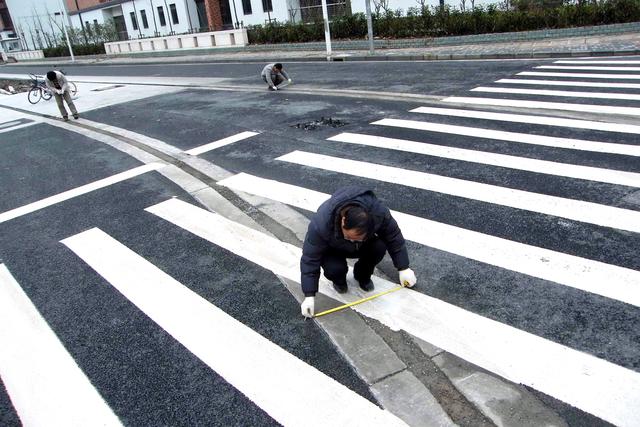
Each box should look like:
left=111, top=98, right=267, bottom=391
left=41, top=88, right=52, bottom=101
left=27, top=87, right=42, bottom=104
left=69, top=81, right=77, bottom=96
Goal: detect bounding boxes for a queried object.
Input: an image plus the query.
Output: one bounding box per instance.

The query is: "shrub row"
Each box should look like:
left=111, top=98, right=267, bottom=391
left=43, top=42, right=106, bottom=58
left=247, top=0, right=640, bottom=44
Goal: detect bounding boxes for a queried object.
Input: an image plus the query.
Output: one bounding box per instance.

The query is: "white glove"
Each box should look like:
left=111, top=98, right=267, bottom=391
left=301, top=297, right=315, bottom=318
left=288, top=78, right=292, bottom=83
left=399, top=268, right=417, bottom=288
left=273, top=86, right=278, bottom=91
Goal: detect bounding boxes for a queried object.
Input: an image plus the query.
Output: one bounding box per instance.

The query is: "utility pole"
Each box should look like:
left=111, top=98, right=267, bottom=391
left=364, top=0, right=374, bottom=55
left=320, top=0, right=331, bottom=61
left=57, top=0, right=75, bottom=61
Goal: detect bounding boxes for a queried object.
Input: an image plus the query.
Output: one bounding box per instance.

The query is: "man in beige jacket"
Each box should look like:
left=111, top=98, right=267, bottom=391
left=46, top=71, right=78, bottom=121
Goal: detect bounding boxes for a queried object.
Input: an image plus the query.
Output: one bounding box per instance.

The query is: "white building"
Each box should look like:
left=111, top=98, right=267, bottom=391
left=4, top=0, right=71, bottom=51
left=69, top=1, right=203, bottom=41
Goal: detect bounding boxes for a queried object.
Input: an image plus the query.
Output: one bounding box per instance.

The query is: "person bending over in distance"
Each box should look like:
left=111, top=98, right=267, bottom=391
left=45, top=70, right=78, bottom=122
left=299, top=186, right=417, bottom=318
left=261, top=63, right=292, bottom=91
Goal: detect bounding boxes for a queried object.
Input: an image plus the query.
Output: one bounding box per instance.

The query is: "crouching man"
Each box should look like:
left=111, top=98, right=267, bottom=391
left=261, top=63, right=291, bottom=91
left=300, top=186, right=417, bottom=318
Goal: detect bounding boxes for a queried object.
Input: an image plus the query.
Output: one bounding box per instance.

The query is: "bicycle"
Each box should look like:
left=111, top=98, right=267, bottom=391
left=27, top=73, right=78, bottom=105
left=27, top=74, right=51, bottom=104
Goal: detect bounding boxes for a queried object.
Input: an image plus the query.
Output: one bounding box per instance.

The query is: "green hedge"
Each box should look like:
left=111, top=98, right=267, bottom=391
left=43, top=42, right=106, bottom=58
left=247, top=0, right=640, bottom=44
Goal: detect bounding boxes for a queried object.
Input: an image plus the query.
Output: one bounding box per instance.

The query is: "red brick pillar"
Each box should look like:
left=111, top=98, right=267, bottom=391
left=204, top=0, right=223, bottom=31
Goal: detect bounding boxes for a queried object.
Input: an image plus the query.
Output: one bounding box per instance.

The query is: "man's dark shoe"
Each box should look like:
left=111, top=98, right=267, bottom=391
left=73, top=113, right=79, bottom=120
left=358, top=279, right=375, bottom=292
left=62, top=116, right=69, bottom=122
left=332, top=280, right=348, bottom=294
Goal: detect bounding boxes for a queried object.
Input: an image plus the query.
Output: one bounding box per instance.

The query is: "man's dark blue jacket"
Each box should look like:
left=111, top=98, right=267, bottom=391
left=300, top=186, right=410, bottom=296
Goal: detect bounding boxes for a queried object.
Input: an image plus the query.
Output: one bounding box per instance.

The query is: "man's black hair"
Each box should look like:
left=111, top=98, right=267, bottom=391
left=342, top=205, right=369, bottom=234
left=46, top=71, right=57, bottom=81
left=274, top=63, right=283, bottom=70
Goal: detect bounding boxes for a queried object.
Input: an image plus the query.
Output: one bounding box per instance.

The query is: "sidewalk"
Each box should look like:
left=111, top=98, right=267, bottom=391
left=3, top=22, right=640, bottom=66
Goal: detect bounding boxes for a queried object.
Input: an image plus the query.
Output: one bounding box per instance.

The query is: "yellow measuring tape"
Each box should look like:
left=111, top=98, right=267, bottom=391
left=313, top=283, right=407, bottom=318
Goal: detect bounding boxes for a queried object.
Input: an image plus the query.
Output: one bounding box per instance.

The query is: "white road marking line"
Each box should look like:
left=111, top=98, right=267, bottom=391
left=0, top=120, right=21, bottom=129
left=496, top=78, right=640, bottom=89
left=184, top=131, right=260, bottom=156
left=62, top=226, right=406, bottom=427
left=0, top=122, right=37, bottom=134
left=0, top=264, right=122, bottom=427
left=219, top=172, right=640, bottom=307
left=518, top=71, right=640, bottom=79
left=471, top=86, right=640, bottom=101
left=443, top=96, right=640, bottom=116
left=554, top=60, right=640, bottom=64
left=276, top=150, right=640, bottom=234
left=328, top=132, right=640, bottom=187
left=145, top=196, right=640, bottom=427
left=376, top=116, right=640, bottom=156
left=0, top=163, right=165, bottom=224
left=537, top=65, right=640, bottom=71
left=410, top=106, right=640, bottom=135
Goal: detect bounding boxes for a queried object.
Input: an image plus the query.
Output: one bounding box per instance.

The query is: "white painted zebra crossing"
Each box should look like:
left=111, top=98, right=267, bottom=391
left=2, top=57, right=639, bottom=426
left=61, top=226, right=406, bottom=427
left=141, top=197, right=640, bottom=427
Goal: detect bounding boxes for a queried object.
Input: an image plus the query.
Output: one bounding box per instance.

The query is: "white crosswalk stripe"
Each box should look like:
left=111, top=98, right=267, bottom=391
left=537, top=65, right=640, bottom=71
left=409, top=106, right=640, bottom=134
left=443, top=96, right=640, bottom=115
left=518, top=71, right=640, bottom=79
left=374, top=116, right=640, bottom=156
left=328, top=132, right=640, bottom=187
left=495, top=78, right=640, bottom=89
left=62, top=225, right=406, bottom=427
left=276, top=150, right=640, bottom=233
left=554, top=60, right=640, bottom=65
left=471, top=86, right=640, bottom=101
left=517, top=71, right=640, bottom=80
left=0, top=264, right=123, bottom=426
left=143, top=197, right=640, bottom=427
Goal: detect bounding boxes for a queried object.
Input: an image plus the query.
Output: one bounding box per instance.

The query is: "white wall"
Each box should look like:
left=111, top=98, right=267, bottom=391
left=5, top=0, right=70, bottom=51
left=229, top=0, right=292, bottom=27
left=71, top=0, right=204, bottom=39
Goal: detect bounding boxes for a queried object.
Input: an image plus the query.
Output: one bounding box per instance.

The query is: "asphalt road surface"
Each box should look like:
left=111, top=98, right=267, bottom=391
left=1, top=57, right=639, bottom=426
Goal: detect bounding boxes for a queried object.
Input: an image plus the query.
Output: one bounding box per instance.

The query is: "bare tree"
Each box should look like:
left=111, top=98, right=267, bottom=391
left=372, top=0, right=390, bottom=14
left=460, top=0, right=466, bottom=11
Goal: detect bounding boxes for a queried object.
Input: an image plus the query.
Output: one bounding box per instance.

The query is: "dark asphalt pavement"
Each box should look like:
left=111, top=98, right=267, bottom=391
left=1, top=57, right=639, bottom=425
left=4, top=59, right=555, bottom=95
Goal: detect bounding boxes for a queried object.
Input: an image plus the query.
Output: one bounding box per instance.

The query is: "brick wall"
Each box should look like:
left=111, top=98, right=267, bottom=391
left=65, top=0, right=119, bottom=13
left=204, top=0, right=223, bottom=31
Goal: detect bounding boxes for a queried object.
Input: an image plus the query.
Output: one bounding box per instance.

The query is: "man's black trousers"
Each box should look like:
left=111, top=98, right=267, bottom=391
left=321, top=237, right=387, bottom=284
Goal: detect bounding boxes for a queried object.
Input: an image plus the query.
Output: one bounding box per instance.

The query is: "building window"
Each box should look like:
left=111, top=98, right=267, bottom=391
left=130, top=11, right=139, bottom=30
left=242, top=0, right=252, bottom=15
left=169, top=3, right=179, bottom=24
left=140, top=9, right=149, bottom=29
left=157, top=6, right=167, bottom=26
left=262, top=0, right=273, bottom=12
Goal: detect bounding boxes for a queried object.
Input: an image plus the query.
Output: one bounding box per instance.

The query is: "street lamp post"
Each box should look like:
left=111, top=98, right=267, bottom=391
left=320, top=0, right=331, bottom=61
left=57, top=0, right=75, bottom=62
left=365, top=0, right=374, bottom=55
